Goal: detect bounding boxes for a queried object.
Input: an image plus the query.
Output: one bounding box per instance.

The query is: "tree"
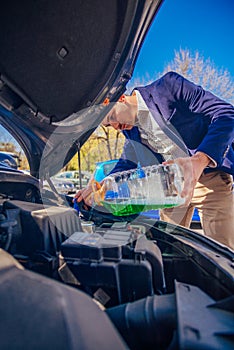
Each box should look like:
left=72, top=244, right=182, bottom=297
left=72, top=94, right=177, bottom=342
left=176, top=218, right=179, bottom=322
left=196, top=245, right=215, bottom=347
left=162, top=49, right=234, bottom=105
left=96, top=126, right=125, bottom=160
left=127, top=48, right=234, bottom=105
left=66, top=126, right=125, bottom=172
left=0, top=142, right=17, bottom=153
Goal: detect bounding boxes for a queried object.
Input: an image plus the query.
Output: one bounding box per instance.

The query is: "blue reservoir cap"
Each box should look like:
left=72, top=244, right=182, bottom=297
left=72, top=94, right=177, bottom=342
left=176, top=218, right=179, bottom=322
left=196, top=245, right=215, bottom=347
left=73, top=198, right=80, bottom=213
left=137, top=162, right=145, bottom=178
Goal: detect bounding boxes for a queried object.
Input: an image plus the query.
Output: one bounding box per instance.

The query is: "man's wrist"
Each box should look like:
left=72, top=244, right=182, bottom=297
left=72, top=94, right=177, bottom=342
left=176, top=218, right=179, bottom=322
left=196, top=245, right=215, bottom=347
left=193, top=152, right=211, bottom=167
left=195, top=151, right=217, bottom=168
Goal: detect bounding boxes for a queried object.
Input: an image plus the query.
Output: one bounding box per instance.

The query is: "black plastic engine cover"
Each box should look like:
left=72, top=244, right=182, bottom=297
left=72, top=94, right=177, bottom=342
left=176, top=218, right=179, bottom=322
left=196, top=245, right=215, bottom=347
left=2, top=200, right=82, bottom=256
left=60, top=229, right=165, bottom=307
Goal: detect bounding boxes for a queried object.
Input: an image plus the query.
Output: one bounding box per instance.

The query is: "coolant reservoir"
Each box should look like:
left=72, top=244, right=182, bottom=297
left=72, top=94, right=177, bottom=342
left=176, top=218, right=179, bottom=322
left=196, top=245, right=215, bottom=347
left=93, top=162, right=185, bottom=216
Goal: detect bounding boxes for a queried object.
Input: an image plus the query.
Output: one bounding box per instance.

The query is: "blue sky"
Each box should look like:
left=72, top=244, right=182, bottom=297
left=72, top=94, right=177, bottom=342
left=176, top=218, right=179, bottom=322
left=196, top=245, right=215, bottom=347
left=132, top=0, right=234, bottom=80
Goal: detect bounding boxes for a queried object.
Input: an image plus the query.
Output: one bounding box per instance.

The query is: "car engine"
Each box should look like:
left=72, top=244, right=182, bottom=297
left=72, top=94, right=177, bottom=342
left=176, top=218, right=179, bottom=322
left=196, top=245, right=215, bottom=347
left=0, top=183, right=233, bottom=349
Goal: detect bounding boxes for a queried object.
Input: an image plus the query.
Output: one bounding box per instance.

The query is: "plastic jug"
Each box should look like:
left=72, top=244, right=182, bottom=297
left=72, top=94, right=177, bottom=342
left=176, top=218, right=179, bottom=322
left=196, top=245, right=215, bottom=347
left=93, top=163, right=185, bottom=216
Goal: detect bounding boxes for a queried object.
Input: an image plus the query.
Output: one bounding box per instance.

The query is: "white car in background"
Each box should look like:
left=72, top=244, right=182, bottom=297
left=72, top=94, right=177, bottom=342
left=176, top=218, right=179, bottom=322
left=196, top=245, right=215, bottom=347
left=43, top=176, right=76, bottom=195
left=55, top=170, right=91, bottom=189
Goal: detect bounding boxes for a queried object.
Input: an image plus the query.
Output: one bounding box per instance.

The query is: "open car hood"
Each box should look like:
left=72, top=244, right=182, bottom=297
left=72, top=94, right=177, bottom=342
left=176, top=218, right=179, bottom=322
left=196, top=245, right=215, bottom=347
left=0, top=0, right=163, bottom=177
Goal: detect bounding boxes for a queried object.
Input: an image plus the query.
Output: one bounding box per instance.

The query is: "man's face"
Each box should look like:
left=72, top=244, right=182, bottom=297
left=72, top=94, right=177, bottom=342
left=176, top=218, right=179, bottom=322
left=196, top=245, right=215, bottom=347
left=102, top=97, right=136, bottom=130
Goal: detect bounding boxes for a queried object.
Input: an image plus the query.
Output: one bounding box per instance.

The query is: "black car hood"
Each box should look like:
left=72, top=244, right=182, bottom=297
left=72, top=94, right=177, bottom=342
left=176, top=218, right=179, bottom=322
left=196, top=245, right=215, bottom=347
left=0, top=0, right=163, bottom=177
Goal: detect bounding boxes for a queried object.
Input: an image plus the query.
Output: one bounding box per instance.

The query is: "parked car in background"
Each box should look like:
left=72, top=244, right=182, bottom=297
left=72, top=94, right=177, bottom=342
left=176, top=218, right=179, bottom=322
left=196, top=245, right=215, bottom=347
left=43, top=176, right=76, bottom=195
left=55, top=170, right=91, bottom=189
left=0, top=151, right=19, bottom=169
left=21, top=170, right=77, bottom=195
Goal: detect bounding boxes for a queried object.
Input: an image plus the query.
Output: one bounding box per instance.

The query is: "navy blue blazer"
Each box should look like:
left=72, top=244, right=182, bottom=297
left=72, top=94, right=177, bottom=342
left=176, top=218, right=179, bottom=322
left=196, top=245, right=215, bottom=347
left=111, top=71, right=234, bottom=176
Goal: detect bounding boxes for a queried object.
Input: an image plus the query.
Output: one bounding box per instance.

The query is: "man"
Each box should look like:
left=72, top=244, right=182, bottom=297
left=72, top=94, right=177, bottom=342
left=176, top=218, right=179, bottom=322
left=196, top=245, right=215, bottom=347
left=75, top=71, right=234, bottom=250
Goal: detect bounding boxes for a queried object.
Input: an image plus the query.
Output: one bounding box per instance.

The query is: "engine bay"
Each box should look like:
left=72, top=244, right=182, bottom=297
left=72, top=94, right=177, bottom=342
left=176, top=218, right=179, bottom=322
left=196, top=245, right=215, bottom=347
left=0, top=193, right=233, bottom=349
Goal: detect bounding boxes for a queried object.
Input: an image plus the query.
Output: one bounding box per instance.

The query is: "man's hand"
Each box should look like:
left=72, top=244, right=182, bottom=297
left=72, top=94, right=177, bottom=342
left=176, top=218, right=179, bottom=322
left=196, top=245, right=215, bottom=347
left=73, top=175, right=95, bottom=207
left=73, top=184, right=94, bottom=207
left=73, top=178, right=104, bottom=208
left=163, top=152, right=211, bottom=204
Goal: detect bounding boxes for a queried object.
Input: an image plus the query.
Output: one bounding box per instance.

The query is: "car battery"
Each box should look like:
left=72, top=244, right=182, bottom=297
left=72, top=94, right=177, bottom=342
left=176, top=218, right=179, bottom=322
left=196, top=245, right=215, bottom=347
left=60, top=227, right=165, bottom=307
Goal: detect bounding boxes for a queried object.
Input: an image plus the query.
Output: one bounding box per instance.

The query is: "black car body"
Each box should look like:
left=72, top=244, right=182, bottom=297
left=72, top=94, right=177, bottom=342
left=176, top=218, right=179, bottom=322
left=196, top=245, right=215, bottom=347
left=0, top=1, right=233, bottom=349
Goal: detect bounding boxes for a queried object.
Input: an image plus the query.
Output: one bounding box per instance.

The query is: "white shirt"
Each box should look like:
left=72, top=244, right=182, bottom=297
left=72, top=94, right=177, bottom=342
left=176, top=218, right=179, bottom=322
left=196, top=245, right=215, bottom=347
left=134, top=90, right=187, bottom=160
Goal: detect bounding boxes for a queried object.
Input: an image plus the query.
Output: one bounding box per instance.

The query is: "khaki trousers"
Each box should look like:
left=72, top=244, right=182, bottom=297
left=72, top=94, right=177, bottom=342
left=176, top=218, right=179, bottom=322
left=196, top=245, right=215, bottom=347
left=160, top=171, right=234, bottom=250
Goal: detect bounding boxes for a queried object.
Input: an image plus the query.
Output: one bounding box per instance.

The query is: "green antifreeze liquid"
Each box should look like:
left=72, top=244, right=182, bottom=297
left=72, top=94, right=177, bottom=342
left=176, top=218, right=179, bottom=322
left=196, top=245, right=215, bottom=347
left=101, top=199, right=182, bottom=216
